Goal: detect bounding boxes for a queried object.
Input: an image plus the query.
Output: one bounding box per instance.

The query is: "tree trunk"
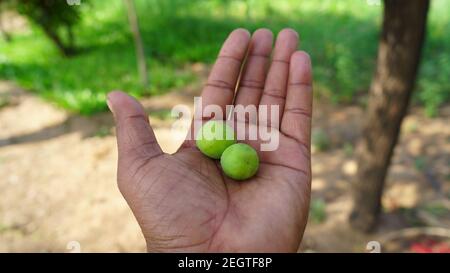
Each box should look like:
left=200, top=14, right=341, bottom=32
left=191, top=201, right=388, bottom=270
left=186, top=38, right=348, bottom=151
left=66, top=23, right=75, bottom=50
left=124, top=0, right=149, bottom=91
left=349, top=0, right=430, bottom=232
left=0, top=3, right=12, bottom=42
left=0, top=22, right=11, bottom=42
left=41, top=25, right=74, bottom=57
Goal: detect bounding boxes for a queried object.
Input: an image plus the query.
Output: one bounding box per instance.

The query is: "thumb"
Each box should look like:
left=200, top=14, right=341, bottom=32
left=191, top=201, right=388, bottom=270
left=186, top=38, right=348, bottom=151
left=107, top=91, right=163, bottom=162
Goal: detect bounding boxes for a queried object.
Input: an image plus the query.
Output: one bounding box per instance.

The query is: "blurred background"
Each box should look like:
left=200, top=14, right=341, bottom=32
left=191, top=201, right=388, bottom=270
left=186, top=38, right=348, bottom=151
left=0, top=0, right=449, bottom=252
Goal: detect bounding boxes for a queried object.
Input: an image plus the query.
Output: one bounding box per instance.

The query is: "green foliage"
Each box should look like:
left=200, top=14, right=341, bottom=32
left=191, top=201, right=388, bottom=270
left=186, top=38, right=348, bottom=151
left=4, top=0, right=85, bottom=54
left=413, top=156, right=426, bottom=171
left=93, top=126, right=111, bottom=138
left=422, top=203, right=449, bottom=217
left=415, top=0, right=450, bottom=116
left=0, top=97, right=10, bottom=109
left=149, top=109, right=174, bottom=121
left=0, top=0, right=449, bottom=115
left=309, top=199, right=327, bottom=224
left=397, top=207, right=423, bottom=227
left=312, top=129, right=331, bottom=152
left=11, top=0, right=81, bottom=28
left=416, top=54, right=450, bottom=116
left=343, top=142, right=354, bottom=157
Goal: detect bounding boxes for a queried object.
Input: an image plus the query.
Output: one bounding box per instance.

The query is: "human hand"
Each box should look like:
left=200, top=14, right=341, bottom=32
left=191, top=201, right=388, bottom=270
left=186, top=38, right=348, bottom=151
left=107, top=28, right=313, bottom=252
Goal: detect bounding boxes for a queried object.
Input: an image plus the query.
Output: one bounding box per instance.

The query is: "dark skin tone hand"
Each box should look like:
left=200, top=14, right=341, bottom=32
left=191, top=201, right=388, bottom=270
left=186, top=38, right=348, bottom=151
left=107, top=28, right=313, bottom=252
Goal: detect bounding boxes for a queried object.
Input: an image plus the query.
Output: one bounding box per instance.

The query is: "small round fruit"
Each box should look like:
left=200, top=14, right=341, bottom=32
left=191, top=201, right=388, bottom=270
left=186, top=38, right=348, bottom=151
left=196, top=120, right=236, bottom=159
left=220, top=143, right=259, bottom=180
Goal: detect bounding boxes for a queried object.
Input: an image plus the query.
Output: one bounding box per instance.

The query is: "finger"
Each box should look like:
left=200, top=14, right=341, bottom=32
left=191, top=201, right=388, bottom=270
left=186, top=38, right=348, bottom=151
left=182, top=29, right=250, bottom=149
left=281, top=51, right=313, bottom=152
left=259, top=29, right=298, bottom=127
left=107, top=91, right=163, bottom=161
left=234, top=29, right=273, bottom=114
left=199, top=28, right=251, bottom=121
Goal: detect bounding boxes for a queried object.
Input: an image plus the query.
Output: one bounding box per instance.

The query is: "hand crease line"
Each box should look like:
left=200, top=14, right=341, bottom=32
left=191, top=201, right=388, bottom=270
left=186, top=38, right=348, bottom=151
left=284, top=107, right=312, bottom=118
left=271, top=59, right=290, bottom=64
left=262, top=90, right=286, bottom=99
left=217, top=55, right=243, bottom=63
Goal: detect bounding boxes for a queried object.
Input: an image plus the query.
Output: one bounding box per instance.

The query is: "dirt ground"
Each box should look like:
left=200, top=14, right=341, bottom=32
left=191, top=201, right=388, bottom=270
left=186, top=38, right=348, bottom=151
left=0, top=80, right=449, bottom=252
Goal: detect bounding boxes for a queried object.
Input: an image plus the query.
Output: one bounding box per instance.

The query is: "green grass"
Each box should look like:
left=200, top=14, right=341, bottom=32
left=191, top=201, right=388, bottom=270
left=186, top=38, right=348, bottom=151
left=0, top=0, right=449, bottom=115
left=309, top=199, right=327, bottom=224
left=149, top=109, right=175, bottom=121
left=312, top=128, right=331, bottom=152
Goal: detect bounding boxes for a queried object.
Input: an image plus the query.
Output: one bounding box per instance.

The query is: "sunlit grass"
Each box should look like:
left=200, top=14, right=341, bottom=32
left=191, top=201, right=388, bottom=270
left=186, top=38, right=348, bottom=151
left=0, top=0, right=448, bottom=115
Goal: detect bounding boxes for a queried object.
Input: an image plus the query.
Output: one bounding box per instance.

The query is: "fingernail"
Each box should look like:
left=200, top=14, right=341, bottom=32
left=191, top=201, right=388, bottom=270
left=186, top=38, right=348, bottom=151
left=106, top=97, right=114, bottom=114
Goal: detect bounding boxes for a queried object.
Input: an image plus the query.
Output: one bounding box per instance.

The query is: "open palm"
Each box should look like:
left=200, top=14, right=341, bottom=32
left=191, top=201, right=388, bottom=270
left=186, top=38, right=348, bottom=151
left=107, top=28, right=313, bottom=252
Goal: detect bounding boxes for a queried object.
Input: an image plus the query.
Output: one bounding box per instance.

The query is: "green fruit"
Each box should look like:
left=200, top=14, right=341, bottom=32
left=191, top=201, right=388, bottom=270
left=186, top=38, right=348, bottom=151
left=220, top=143, right=259, bottom=180
left=196, top=120, right=236, bottom=159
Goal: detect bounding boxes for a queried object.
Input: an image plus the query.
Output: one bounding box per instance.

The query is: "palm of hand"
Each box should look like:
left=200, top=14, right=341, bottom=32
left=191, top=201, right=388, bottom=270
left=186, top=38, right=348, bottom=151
left=108, top=28, right=313, bottom=252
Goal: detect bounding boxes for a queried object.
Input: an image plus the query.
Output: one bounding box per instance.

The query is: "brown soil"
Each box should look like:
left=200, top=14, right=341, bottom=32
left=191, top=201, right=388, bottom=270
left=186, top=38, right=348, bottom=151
left=0, top=81, right=449, bottom=252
